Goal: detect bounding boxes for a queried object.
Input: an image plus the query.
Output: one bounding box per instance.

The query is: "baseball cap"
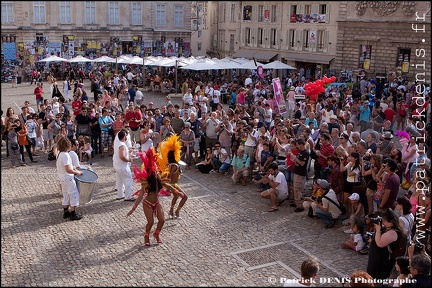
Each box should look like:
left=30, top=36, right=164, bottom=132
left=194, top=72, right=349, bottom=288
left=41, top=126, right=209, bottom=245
left=316, top=179, right=329, bottom=189
left=348, top=193, right=360, bottom=201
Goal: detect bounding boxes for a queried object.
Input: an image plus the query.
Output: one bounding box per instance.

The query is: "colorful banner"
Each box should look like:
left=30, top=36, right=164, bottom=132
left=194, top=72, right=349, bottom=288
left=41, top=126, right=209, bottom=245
left=272, top=77, right=287, bottom=115
left=165, top=41, right=176, bottom=57
left=264, top=10, right=270, bottom=21
left=182, top=42, right=191, bottom=57
left=3, top=42, right=17, bottom=60
left=243, top=5, right=252, bottom=20
left=47, top=42, right=62, bottom=56
left=310, top=30, right=317, bottom=43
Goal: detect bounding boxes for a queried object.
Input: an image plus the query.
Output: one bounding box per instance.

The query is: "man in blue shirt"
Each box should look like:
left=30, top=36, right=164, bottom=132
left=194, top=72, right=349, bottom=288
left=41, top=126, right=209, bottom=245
left=359, top=100, right=371, bottom=133
left=231, top=147, right=250, bottom=186
left=98, top=108, right=114, bottom=158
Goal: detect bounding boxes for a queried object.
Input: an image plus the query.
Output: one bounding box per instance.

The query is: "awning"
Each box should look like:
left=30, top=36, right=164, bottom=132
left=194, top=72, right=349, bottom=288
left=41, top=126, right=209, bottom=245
left=232, top=49, right=258, bottom=59
left=253, top=51, right=278, bottom=62
left=283, top=53, right=335, bottom=64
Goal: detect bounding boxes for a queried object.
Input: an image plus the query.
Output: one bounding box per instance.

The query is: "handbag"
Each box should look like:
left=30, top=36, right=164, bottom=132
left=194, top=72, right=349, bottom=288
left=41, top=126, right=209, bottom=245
left=11, top=142, right=19, bottom=150
left=352, top=176, right=367, bottom=193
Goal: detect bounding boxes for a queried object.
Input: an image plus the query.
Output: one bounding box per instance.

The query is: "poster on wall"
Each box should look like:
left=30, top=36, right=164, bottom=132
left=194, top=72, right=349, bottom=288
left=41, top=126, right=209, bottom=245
left=47, top=42, right=62, bottom=56
left=153, top=41, right=163, bottom=56
left=182, top=42, right=191, bottom=57
left=165, top=41, right=176, bottom=57
left=359, top=45, right=372, bottom=69
left=243, top=5, right=252, bottom=20
left=144, top=42, right=152, bottom=57
left=309, top=30, right=317, bottom=43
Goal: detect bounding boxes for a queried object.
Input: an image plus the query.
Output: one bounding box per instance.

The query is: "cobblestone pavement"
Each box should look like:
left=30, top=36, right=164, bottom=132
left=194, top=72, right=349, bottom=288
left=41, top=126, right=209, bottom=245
left=1, top=80, right=401, bottom=287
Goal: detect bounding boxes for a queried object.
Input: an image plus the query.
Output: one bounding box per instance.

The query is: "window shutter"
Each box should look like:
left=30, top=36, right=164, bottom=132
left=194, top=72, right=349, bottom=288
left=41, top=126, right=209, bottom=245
left=253, top=28, right=258, bottom=47
left=242, top=27, right=245, bottom=46
left=311, top=4, right=319, bottom=14
left=275, top=29, right=279, bottom=49
left=295, top=29, right=302, bottom=51
left=323, top=30, right=329, bottom=52
left=277, top=5, right=281, bottom=23
left=326, top=4, right=330, bottom=23
left=299, top=5, right=305, bottom=14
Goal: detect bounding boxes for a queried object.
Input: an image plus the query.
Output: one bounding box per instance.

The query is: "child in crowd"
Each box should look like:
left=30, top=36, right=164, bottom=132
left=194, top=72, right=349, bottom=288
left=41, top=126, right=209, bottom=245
left=341, top=217, right=365, bottom=252
left=79, top=136, right=92, bottom=164
left=343, top=193, right=365, bottom=233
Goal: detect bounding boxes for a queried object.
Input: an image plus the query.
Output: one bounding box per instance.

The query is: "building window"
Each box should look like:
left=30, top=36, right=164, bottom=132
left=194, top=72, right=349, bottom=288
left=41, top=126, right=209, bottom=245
left=174, top=5, right=184, bottom=27
left=258, top=5, right=263, bottom=22
left=290, top=5, right=297, bottom=23
left=304, top=5, right=311, bottom=15
left=197, top=42, right=202, bottom=52
left=230, top=34, right=235, bottom=52
left=1, top=1, right=13, bottom=24
left=156, top=4, right=166, bottom=26
left=397, top=48, right=411, bottom=73
left=258, top=28, right=263, bottom=45
left=303, top=30, right=309, bottom=48
left=359, top=45, right=372, bottom=69
left=230, top=4, right=235, bottom=22
left=317, top=30, right=325, bottom=49
left=131, top=2, right=142, bottom=25
left=218, top=3, right=224, bottom=23
left=85, top=1, right=96, bottom=24
left=288, top=29, right=296, bottom=48
left=109, top=2, right=120, bottom=25
left=245, top=27, right=251, bottom=45
left=319, top=4, right=327, bottom=14
left=34, top=1, right=46, bottom=24
left=271, top=29, right=277, bottom=46
left=59, top=1, right=71, bottom=24
left=271, top=5, right=277, bottom=22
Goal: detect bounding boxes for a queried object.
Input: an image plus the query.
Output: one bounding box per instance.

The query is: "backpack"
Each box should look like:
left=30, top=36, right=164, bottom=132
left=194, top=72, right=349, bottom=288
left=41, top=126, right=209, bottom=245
left=387, top=229, right=408, bottom=259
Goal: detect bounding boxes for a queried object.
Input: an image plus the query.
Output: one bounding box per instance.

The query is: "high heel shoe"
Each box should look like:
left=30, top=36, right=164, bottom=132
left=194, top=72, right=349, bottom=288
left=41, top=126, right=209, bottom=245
left=153, top=230, right=162, bottom=244
left=144, top=233, right=150, bottom=246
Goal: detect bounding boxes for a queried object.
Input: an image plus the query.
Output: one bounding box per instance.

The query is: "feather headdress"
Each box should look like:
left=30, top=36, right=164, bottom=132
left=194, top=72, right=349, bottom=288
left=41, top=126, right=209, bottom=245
left=132, top=148, right=160, bottom=190
left=158, top=134, right=182, bottom=176
left=395, top=130, right=410, bottom=141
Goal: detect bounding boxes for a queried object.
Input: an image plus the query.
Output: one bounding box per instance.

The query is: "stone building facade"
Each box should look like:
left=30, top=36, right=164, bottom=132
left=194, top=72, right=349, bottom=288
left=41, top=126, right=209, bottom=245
left=335, top=1, right=431, bottom=82
left=1, top=1, right=192, bottom=62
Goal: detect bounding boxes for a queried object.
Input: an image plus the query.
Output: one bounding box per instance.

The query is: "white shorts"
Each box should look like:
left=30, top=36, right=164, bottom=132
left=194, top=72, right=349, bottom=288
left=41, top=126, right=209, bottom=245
left=277, top=191, right=288, bottom=201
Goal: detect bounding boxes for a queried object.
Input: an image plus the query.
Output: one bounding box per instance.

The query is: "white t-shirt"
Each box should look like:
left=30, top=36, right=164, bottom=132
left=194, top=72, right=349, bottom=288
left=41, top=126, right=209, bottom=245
left=135, top=90, right=143, bottom=101
left=69, top=150, right=80, bottom=169
left=322, top=189, right=342, bottom=219
left=56, top=151, right=73, bottom=179
left=244, top=129, right=259, bottom=147
left=140, top=129, right=154, bottom=152
left=270, top=171, right=288, bottom=196
left=113, top=141, right=129, bottom=169
left=183, top=93, right=194, bottom=106
left=345, top=163, right=360, bottom=183
left=216, top=148, right=231, bottom=164
left=353, top=233, right=365, bottom=251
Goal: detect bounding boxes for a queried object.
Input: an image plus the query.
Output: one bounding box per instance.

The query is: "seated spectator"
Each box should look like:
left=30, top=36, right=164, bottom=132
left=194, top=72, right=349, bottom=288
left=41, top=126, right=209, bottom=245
left=341, top=216, right=365, bottom=252
left=260, top=162, right=288, bottom=212
left=231, top=146, right=250, bottom=186
left=252, top=167, right=272, bottom=193
left=303, top=179, right=327, bottom=218
left=196, top=147, right=214, bottom=174
left=310, top=179, right=342, bottom=228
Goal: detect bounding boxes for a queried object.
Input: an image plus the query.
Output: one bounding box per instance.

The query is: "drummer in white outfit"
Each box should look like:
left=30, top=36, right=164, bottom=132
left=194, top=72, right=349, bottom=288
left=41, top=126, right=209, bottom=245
left=56, top=137, right=83, bottom=221
left=113, top=130, right=134, bottom=201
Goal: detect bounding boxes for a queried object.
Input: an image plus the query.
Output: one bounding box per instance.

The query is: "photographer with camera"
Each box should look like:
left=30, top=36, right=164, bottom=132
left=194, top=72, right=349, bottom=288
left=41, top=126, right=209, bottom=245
left=366, top=208, right=404, bottom=280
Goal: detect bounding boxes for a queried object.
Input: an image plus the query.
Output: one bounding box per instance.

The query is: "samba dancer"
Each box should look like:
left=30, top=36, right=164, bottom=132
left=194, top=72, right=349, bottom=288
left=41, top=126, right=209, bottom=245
left=158, top=134, right=188, bottom=219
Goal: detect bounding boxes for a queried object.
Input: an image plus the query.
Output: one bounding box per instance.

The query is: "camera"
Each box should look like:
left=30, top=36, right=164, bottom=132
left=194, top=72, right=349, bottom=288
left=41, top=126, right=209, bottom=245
left=370, top=216, right=382, bottom=224
left=311, top=196, right=322, bottom=202
left=365, top=232, right=374, bottom=238
left=220, top=124, right=225, bottom=129
left=414, top=239, right=425, bottom=253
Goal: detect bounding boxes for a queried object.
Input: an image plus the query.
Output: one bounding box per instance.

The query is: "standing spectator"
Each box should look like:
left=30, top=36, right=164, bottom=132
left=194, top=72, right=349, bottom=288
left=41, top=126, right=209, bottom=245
left=183, top=88, right=194, bottom=107
left=135, top=88, right=143, bottom=106
left=202, top=111, right=220, bottom=149
left=34, top=83, right=44, bottom=110
left=113, top=130, right=134, bottom=201
left=30, top=68, right=38, bottom=85
left=74, top=108, right=91, bottom=139
left=170, top=109, right=185, bottom=136
left=128, top=85, right=137, bottom=104
left=25, top=114, right=38, bottom=156
left=124, top=104, right=142, bottom=143
left=15, top=119, right=37, bottom=163
left=378, top=159, right=400, bottom=210
left=98, top=109, right=114, bottom=158
left=140, top=120, right=156, bottom=152
left=313, top=133, right=334, bottom=180
left=359, top=100, right=371, bottom=133
left=289, top=139, right=309, bottom=212
left=179, top=122, right=195, bottom=169
left=6, top=120, right=26, bottom=168
left=401, top=253, right=431, bottom=287
left=56, top=137, right=83, bottom=221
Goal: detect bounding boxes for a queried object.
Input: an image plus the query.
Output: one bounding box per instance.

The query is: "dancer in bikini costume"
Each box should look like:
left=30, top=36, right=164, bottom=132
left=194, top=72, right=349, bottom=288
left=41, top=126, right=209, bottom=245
left=158, top=134, right=188, bottom=219
left=127, top=148, right=175, bottom=246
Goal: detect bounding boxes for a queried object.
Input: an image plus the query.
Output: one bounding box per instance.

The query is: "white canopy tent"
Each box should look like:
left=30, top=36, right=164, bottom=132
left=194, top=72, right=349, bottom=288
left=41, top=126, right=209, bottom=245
left=263, top=60, right=296, bottom=70
left=38, top=55, right=68, bottom=62
left=68, top=55, right=92, bottom=63
left=180, top=59, right=224, bottom=70
left=92, top=55, right=116, bottom=63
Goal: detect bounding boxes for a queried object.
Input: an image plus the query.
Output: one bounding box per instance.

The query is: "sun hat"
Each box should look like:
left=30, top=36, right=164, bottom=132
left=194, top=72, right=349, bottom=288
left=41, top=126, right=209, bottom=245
left=382, top=132, right=393, bottom=139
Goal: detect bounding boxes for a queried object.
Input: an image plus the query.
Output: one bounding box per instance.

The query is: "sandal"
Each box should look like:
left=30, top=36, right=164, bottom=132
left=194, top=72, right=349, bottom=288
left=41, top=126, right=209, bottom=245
left=267, top=207, right=278, bottom=212
left=144, top=233, right=150, bottom=246
left=153, top=230, right=162, bottom=244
